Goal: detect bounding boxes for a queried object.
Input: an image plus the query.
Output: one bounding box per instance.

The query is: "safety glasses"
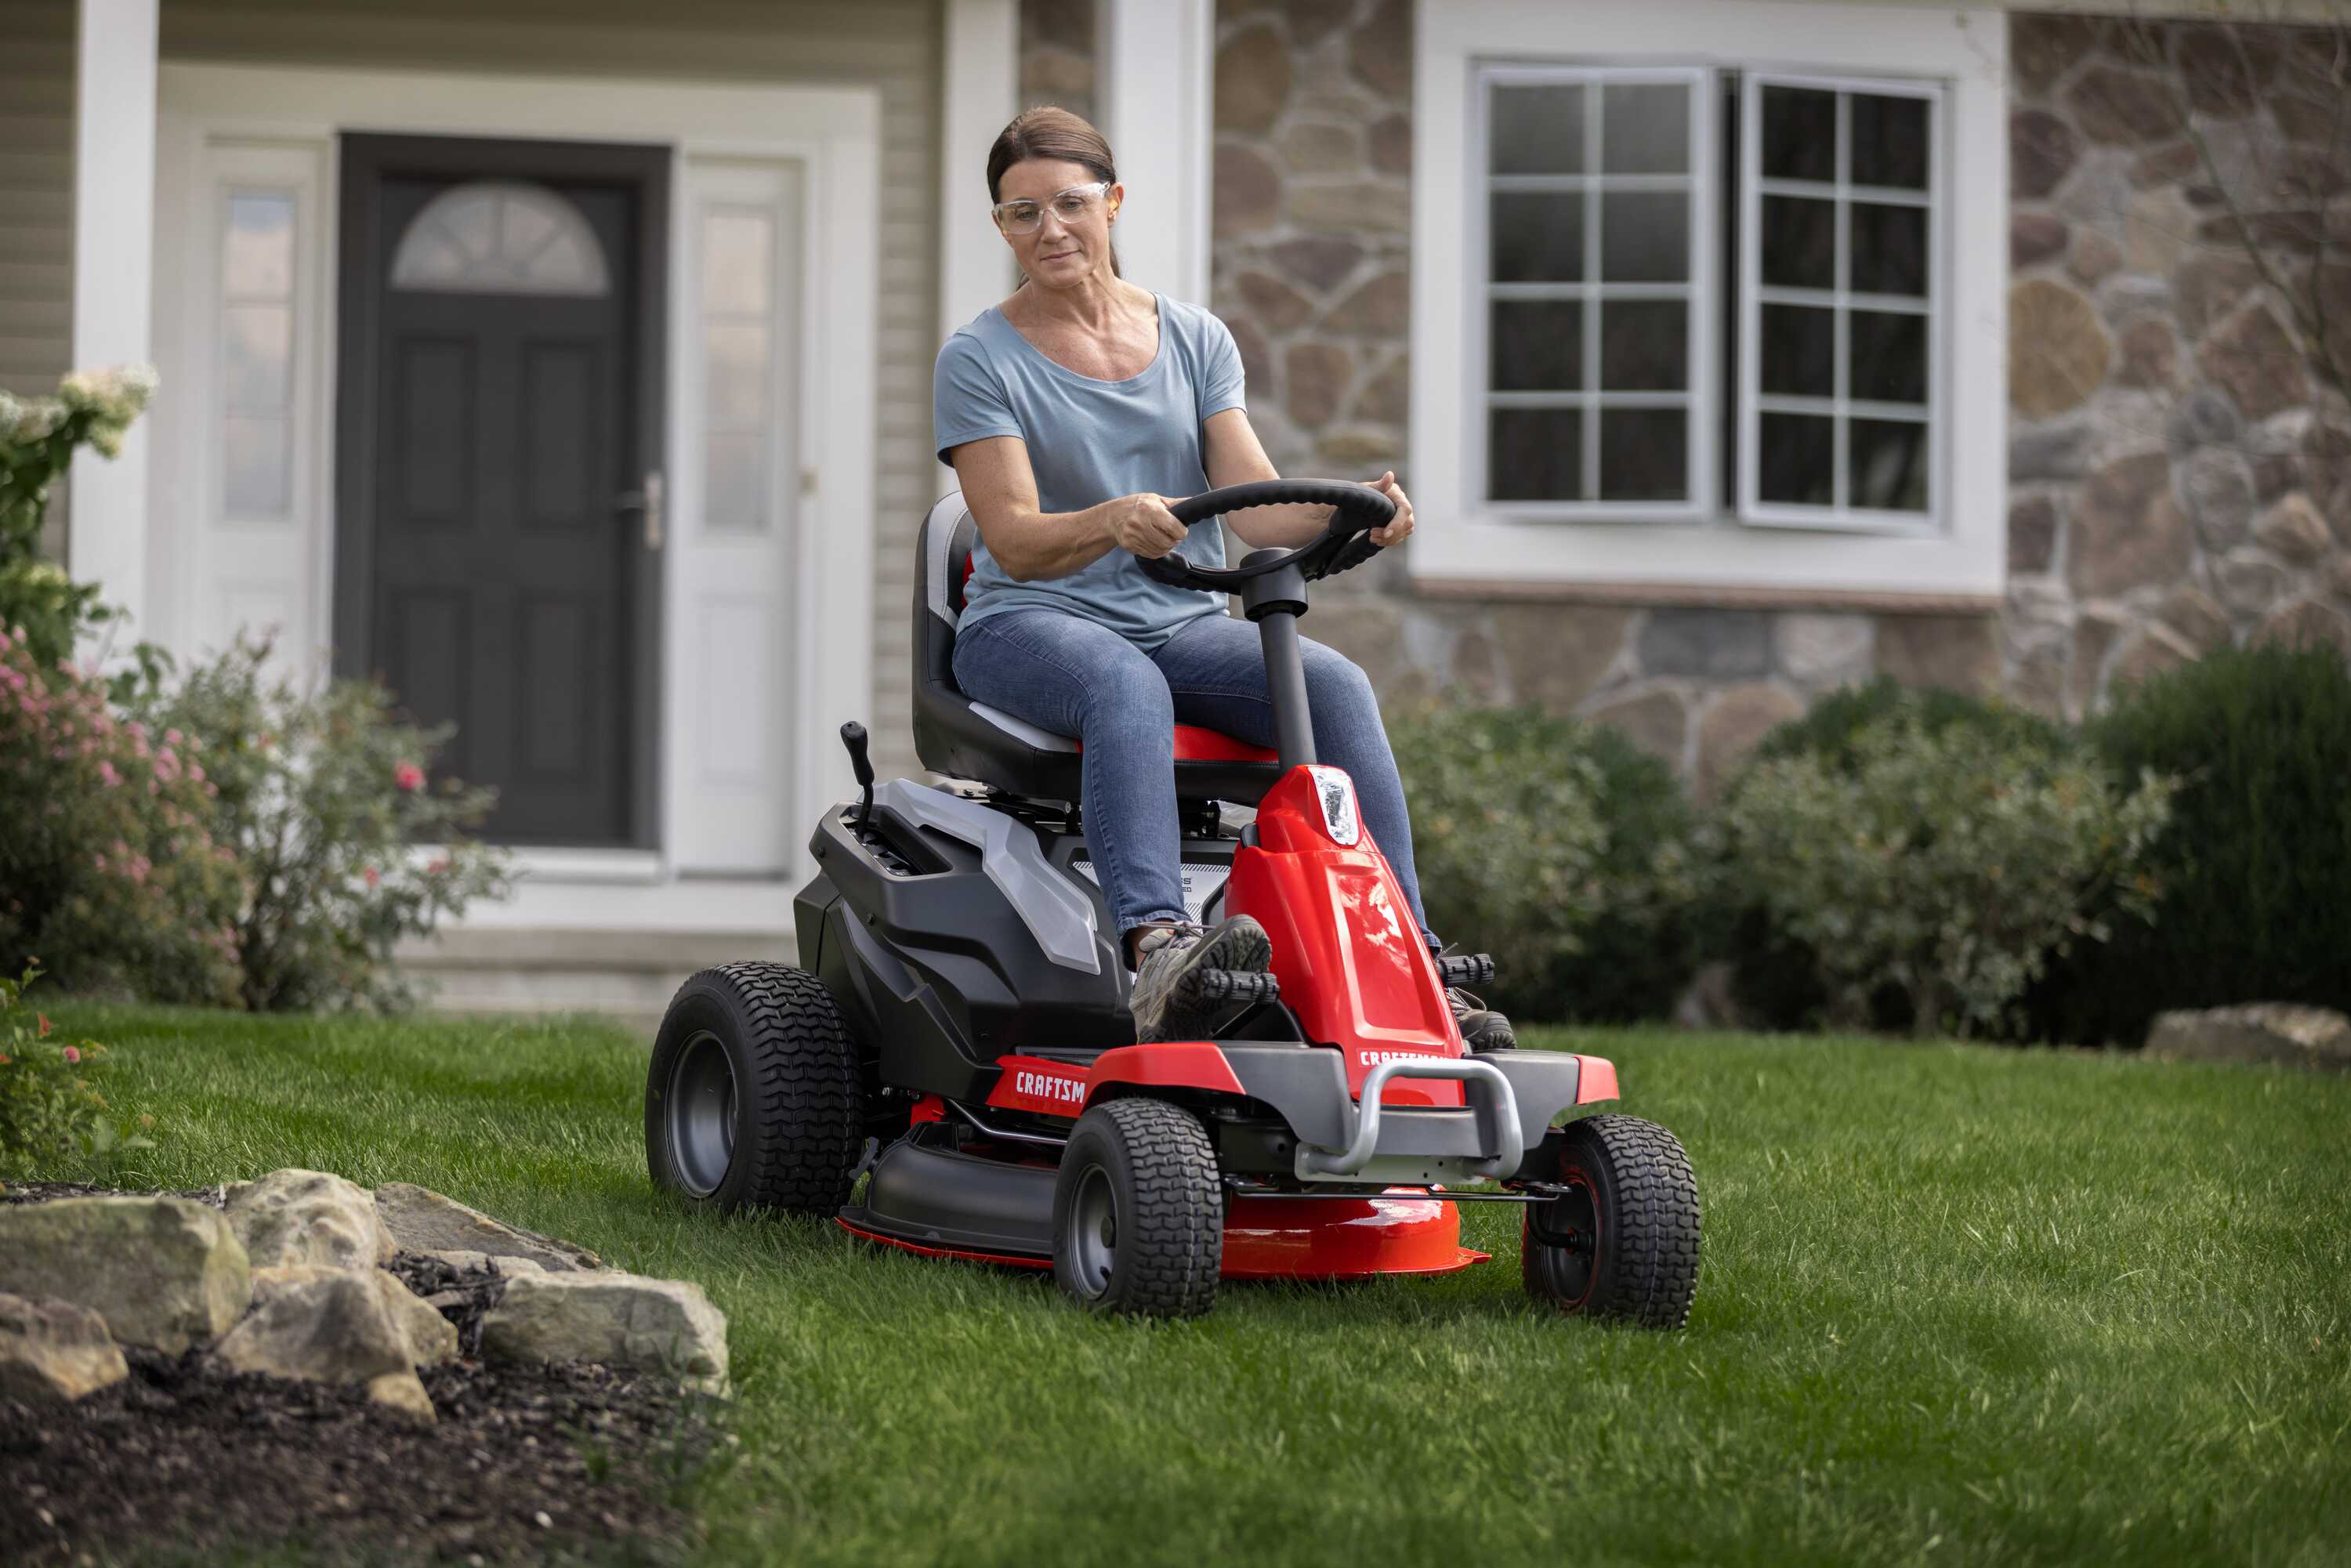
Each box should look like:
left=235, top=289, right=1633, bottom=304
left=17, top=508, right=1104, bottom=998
left=991, top=180, right=1114, bottom=235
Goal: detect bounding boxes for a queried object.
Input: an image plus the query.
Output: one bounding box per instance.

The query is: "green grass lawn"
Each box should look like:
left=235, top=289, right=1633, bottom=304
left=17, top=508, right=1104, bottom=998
left=34, top=1003, right=2351, bottom=1568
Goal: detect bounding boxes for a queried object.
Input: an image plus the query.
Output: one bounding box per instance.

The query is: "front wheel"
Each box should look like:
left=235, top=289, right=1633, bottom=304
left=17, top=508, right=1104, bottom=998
left=1052, top=1099, right=1223, bottom=1318
left=645, top=962, right=864, bottom=1214
left=1522, top=1114, right=1700, bottom=1329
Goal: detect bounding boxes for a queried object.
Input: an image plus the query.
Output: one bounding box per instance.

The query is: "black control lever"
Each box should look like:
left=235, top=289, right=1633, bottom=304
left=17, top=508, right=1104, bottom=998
left=840, top=721, right=875, bottom=827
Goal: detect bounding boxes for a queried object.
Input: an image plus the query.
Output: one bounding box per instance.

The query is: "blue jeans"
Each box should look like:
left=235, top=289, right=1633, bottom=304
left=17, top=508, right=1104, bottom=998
left=951, top=608, right=1437, bottom=949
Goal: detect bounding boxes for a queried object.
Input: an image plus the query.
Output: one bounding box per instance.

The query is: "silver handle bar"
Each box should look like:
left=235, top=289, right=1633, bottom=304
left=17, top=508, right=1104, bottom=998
left=1295, top=1057, right=1525, bottom=1180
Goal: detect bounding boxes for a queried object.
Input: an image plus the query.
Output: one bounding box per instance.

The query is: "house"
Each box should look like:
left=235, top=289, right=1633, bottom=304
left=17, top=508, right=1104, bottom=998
left=6, top=0, right=2345, bottom=1019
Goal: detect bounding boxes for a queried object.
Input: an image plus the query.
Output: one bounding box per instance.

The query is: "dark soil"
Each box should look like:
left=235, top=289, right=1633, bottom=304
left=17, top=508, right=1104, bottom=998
left=0, top=1186, right=726, bottom=1565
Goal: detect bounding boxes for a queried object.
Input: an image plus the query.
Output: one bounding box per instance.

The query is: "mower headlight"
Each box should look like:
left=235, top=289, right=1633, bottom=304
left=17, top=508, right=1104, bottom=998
left=1306, top=765, right=1360, bottom=847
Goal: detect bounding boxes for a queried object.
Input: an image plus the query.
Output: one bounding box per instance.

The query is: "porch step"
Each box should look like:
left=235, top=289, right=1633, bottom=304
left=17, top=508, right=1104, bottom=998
left=394, top=927, right=796, bottom=1035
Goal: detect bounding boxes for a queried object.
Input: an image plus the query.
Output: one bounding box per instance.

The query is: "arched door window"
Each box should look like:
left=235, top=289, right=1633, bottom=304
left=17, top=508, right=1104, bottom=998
left=388, top=180, right=610, bottom=296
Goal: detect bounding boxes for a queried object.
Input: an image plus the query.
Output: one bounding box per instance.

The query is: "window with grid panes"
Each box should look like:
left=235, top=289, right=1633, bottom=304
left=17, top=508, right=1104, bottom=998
left=1475, top=63, right=1941, bottom=531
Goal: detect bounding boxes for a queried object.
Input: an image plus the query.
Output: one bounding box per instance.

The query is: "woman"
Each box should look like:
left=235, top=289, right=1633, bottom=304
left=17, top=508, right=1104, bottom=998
left=936, top=107, right=1512, bottom=1051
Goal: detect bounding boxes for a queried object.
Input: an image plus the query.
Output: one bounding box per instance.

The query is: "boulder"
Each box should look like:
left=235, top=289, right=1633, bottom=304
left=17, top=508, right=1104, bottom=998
left=373, top=1184, right=600, bottom=1273
left=211, top=1265, right=453, bottom=1386
left=421, top=1248, right=546, bottom=1279
left=0, top=1293, right=129, bottom=1403
left=224, top=1168, right=395, bottom=1271
left=481, top=1272, right=729, bottom=1396
left=2146, top=1004, right=2351, bottom=1071
left=0, top=1197, right=251, bottom=1354
left=367, top=1368, right=437, bottom=1425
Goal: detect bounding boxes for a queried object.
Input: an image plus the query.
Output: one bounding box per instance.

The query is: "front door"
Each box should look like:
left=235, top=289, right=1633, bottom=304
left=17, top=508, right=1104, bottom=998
left=335, top=134, right=667, bottom=846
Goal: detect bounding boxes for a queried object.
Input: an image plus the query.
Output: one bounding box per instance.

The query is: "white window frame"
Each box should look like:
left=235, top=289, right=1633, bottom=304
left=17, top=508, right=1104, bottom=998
left=1739, top=71, right=1945, bottom=534
left=1409, top=0, right=2007, bottom=605
left=1473, top=63, right=1716, bottom=522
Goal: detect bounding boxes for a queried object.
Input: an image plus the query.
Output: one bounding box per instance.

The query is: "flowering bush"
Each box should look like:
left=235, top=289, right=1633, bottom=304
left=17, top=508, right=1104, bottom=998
left=122, top=634, right=511, bottom=1012
left=0, top=365, right=157, bottom=669
left=1706, top=715, right=2178, bottom=1038
left=0, top=625, right=245, bottom=1004
left=0, top=965, right=157, bottom=1179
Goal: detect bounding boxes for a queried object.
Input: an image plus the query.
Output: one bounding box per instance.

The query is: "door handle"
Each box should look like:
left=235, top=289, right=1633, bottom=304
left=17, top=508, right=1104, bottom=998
left=616, top=470, right=665, bottom=551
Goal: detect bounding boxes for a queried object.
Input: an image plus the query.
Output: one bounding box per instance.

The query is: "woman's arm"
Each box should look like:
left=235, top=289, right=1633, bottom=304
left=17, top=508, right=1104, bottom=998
left=948, top=436, right=1190, bottom=582
left=1201, top=409, right=1418, bottom=550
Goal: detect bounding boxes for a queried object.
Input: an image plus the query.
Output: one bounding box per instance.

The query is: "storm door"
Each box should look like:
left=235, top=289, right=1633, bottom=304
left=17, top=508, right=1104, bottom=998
left=334, top=134, right=668, bottom=846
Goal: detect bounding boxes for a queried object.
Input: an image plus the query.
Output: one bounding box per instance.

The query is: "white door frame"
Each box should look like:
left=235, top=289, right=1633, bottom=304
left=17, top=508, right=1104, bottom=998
left=150, top=63, right=879, bottom=917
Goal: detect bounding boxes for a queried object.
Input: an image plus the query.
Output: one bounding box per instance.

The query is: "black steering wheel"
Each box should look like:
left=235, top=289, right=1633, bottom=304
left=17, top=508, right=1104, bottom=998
left=1133, top=479, right=1396, bottom=592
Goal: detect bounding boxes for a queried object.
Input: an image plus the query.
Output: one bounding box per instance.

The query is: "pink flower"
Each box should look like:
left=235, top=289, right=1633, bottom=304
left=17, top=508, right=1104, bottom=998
left=98, top=760, right=120, bottom=787
left=426, top=856, right=451, bottom=875
left=363, top=866, right=381, bottom=888
left=394, top=762, right=425, bottom=792
left=163, top=727, right=181, bottom=747
left=62, top=1046, right=80, bottom=1064
left=37, top=1015, right=52, bottom=1038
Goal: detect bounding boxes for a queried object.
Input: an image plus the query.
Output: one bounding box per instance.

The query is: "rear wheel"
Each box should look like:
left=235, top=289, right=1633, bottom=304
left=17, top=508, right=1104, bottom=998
left=645, top=963, right=864, bottom=1214
left=1522, top=1114, right=1700, bottom=1329
left=1052, top=1098, right=1223, bottom=1318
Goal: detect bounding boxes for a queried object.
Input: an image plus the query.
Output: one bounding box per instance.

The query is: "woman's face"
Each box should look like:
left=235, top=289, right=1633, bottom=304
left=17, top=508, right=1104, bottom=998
left=994, top=157, right=1119, bottom=288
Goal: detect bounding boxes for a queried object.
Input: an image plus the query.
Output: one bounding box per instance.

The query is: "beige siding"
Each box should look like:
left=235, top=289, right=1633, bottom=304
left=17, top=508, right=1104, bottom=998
left=158, top=0, right=943, bottom=773
left=0, top=0, right=75, bottom=398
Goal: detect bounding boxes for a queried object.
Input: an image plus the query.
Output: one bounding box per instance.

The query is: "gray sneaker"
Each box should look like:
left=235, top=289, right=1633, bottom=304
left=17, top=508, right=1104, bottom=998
left=1128, top=915, right=1274, bottom=1043
left=1448, top=987, right=1517, bottom=1052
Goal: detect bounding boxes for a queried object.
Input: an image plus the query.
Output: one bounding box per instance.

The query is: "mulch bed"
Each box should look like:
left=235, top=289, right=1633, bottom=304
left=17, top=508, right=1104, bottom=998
left=0, top=1185, right=725, bottom=1566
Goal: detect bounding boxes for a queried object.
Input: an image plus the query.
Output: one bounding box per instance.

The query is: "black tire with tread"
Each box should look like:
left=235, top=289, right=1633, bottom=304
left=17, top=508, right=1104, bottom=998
left=644, top=962, right=864, bottom=1214
left=1522, top=1114, right=1701, bottom=1329
left=1052, top=1098, right=1223, bottom=1318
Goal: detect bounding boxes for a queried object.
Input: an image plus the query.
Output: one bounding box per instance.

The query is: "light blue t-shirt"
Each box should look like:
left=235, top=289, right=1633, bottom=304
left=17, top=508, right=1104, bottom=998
left=933, top=293, right=1245, bottom=650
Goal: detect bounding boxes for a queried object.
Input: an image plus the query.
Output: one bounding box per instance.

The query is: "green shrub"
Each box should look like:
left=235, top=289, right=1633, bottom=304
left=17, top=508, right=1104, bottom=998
left=122, top=635, right=513, bottom=1012
left=0, top=965, right=156, bottom=1179
left=1389, top=703, right=1699, bottom=1023
left=0, top=625, right=245, bottom=1005
left=2031, top=643, right=2351, bottom=1044
left=1708, top=715, right=2176, bottom=1037
left=0, top=367, right=154, bottom=670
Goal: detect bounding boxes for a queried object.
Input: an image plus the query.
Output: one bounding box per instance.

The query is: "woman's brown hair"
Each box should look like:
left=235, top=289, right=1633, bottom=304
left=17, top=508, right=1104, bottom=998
left=987, top=107, right=1121, bottom=278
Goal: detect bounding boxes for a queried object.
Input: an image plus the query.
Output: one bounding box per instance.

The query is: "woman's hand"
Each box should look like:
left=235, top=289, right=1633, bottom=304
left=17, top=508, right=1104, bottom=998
left=1103, top=492, right=1189, bottom=559
left=1368, top=472, right=1415, bottom=547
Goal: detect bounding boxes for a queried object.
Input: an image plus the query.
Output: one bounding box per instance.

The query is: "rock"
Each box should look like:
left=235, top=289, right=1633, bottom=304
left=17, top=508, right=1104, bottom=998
left=2129, top=139, right=2202, bottom=189
left=481, top=1272, right=729, bottom=1396
left=1213, top=145, right=1281, bottom=237
left=2094, top=274, right=2171, bottom=331
left=1226, top=313, right=1272, bottom=396
left=2068, top=228, right=2123, bottom=284
left=225, top=1168, right=395, bottom=1272
left=2010, top=280, right=2113, bottom=419
left=2199, top=304, right=2311, bottom=422
left=2011, top=418, right=2092, bottom=482
left=1277, top=122, right=1359, bottom=175
left=2012, top=212, right=2069, bottom=270
left=2146, top=1003, right=2351, bottom=1070
left=2175, top=253, right=2259, bottom=338
left=1357, top=355, right=1409, bottom=425
left=1235, top=270, right=1313, bottom=333
left=212, top=1267, right=415, bottom=1386
left=1874, top=613, right=2001, bottom=695
left=1267, top=235, right=1362, bottom=293
left=2326, top=552, right=2351, bottom=603
left=2251, top=492, right=2331, bottom=563
left=1773, top=612, right=1874, bottom=686
left=1320, top=270, right=1410, bottom=337
left=2070, top=609, right=2127, bottom=718
left=0, top=1293, right=128, bottom=1403
left=2215, top=548, right=2293, bottom=618
left=1636, top=608, right=1770, bottom=679
left=2124, top=186, right=2197, bottom=273
left=1215, top=25, right=1291, bottom=135
left=372, top=1184, right=600, bottom=1273
left=2168, top=386, right=2241, bottom=451
left=1348, top=0, right=1411, bottom=99
left=2008, top=494, right=2059, bottom=574
left=2108, top=624, right=2195, bottom=691
left=1291, top=183, right=1411, bottom=234
left=422, top=1248, right=546, bottom=1279
left=2255, top=599, right=2351, bottom=657
left=1370, top=111, right=1411, bottom=175
left=1586, top=688, right=1687, bottom=769
left=1492, top=604, right=1630, bottom=712
left=2175, top=24, right=2280, bottom=118
left=1284, top=342, right=1352, bottom=426
left=0, top=1197, right=251, bottom=1354
left=2114, top=317, right=2176, bottom=388
left=2012, top=15, right=2103, bottom=96
left=1285, top=0, right=1356, bottom=48
left=2011, top=110, right=2078, bottom=200
left=1021, top=45, right=1092, bottom=104
left=1697, top=684, right=1802, bottom=802
left=376, top=1271, right=461, bottom=1367
left=1314, top=426, right=1399, bottom=469
left=2156, top=585, right=2232, bottom=651
left=2067, top=65, right=2185, bottom=146
left=2179, top=448, right=2257, bottom=552
left=367, top=1368, right=437, bottom=1425
left=2069, top=453, right=2189, bottom=598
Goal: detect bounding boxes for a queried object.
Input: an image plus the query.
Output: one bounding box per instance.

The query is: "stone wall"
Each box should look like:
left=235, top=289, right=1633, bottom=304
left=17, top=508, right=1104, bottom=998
left=1035, top=2, right=2351, bottom=792
left=1020, top=0, right=1095, bottom=125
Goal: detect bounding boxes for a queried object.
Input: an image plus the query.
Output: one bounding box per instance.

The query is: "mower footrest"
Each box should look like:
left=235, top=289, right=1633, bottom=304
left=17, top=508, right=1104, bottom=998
left=1195, top=968, right=1281, bottom=1005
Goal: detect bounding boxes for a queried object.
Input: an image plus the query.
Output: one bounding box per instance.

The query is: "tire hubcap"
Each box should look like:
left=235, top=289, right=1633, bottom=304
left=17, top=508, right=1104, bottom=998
left=667, top=1030, right=737, bottom=1198
left=1069, top=1166, right=1118, bottom=1297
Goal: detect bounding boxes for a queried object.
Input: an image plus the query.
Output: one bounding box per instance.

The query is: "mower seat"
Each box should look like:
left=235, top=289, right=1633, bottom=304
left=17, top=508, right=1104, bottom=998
left=914, top=492, right=1283, bottom=804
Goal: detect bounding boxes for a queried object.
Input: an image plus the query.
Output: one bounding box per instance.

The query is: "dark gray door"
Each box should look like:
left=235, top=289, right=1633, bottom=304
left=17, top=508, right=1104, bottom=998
left=335, top=135, right=667, bottom=847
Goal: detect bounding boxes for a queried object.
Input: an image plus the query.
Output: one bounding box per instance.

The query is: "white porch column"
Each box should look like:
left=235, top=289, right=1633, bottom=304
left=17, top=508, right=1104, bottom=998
left=1095, top=0, right=1214, bottom=305
left=938, top=0, right=1020, bottom=492
left=67, top=0, right=160, bottom=643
